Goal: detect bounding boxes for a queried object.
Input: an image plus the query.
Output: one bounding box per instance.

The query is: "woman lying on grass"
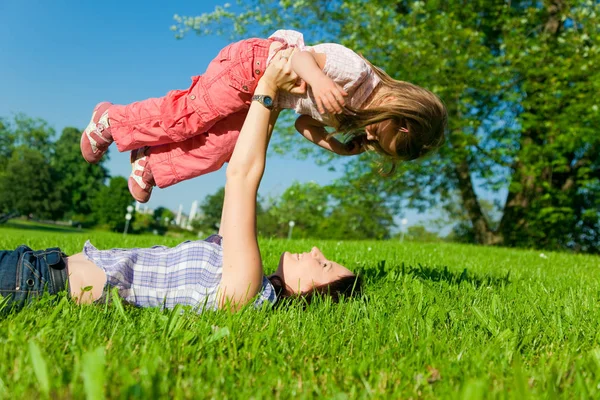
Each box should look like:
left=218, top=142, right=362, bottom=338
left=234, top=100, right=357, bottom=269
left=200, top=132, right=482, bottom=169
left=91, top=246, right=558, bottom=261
left=0, top=48, right=362, bottom=312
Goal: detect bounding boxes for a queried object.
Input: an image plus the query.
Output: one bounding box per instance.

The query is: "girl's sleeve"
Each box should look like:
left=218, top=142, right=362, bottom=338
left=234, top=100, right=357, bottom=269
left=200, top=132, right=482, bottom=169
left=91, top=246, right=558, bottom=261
left=316, top=43, right=381, bottom=109
left=268, top=29, right=306, bottom=49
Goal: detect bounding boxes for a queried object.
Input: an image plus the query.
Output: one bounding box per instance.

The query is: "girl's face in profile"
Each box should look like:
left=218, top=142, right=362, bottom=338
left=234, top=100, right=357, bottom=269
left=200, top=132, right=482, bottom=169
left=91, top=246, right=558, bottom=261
left=365, top=119, right=400, bottom=157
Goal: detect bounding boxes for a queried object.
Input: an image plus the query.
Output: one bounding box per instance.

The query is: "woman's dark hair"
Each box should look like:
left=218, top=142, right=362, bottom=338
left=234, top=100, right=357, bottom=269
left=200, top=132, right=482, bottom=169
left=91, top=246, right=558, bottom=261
left=268, top=274, right=363, bottom=305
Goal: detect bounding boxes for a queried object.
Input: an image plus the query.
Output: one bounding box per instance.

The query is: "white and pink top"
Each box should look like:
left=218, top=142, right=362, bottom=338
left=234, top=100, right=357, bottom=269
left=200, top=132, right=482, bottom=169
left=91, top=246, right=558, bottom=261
left=269, top=30, right=381, bottom=126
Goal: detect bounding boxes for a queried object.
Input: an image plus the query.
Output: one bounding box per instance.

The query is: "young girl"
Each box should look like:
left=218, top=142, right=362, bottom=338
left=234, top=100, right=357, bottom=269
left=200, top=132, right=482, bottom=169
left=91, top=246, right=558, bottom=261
left=81, top=30, right=447, bottom=203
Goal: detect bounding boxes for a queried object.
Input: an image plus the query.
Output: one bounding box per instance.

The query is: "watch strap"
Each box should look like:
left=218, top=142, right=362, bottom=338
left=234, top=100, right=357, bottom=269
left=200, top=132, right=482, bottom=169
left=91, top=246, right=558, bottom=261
left=252, top=94, right=274, bottom=109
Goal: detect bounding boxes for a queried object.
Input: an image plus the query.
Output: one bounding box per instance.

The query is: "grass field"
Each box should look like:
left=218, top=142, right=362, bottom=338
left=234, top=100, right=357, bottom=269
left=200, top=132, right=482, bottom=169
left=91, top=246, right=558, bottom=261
left=0, top=224, right=599, bottom=399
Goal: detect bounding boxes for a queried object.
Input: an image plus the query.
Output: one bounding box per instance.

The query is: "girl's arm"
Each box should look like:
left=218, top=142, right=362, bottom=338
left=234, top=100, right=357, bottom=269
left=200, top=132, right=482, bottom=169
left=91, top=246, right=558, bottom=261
left=218, top=50, right=298, bottom=310
left=291, top=51, right=348, bottom=114
left=295, top=115, right=365, bottom=156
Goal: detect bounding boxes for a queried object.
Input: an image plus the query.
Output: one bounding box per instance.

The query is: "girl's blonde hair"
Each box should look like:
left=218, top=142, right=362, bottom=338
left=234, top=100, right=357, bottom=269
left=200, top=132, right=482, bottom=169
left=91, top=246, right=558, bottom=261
left=334, top=57, right=448, bottom=172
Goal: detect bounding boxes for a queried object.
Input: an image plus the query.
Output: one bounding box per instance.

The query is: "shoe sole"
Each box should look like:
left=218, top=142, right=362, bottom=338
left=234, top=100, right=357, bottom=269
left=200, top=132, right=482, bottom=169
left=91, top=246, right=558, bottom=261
left=80, top=102, right=112, bottom=164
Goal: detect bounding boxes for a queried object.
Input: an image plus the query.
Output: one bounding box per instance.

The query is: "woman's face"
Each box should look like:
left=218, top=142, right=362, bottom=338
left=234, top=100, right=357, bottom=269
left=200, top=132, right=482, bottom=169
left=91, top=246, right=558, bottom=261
left=274, top=247, right=354, bottom=293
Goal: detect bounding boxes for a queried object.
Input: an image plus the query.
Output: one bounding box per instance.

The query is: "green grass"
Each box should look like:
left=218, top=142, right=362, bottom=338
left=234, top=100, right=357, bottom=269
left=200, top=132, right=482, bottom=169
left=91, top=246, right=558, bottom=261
left=1, top=226, right=599, bottom=399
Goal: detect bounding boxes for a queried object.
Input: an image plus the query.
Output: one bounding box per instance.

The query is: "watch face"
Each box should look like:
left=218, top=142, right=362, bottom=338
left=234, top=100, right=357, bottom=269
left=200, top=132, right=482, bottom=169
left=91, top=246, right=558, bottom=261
left=263, top=96, right=273, bottom=107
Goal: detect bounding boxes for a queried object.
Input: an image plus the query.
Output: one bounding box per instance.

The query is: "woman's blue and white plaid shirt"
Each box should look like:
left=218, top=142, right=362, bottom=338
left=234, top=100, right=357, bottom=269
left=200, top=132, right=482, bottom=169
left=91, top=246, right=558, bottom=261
left=83, top=234, right=277, bottom=311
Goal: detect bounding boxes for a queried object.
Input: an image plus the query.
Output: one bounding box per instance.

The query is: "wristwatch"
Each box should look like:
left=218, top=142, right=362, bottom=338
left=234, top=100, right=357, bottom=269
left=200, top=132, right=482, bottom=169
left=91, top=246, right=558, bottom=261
left=252, top=94, right=274, bottom=109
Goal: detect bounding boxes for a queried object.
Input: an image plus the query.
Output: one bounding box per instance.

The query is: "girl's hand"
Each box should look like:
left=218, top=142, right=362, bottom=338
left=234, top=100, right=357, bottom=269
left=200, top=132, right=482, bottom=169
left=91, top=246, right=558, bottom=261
left=311, top=75, right=348, bottom=114
left=295, top=115, right=366, bottom=156
left=260, top=48, right=306, bottom=95
left=340, top=136, right=366, bottom=156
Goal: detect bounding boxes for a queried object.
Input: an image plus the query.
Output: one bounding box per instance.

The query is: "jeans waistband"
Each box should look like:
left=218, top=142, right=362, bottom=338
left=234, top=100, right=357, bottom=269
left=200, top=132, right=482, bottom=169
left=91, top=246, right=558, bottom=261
left=34, top=248, right=69, bottom=295
left=48, top=251, right=69, bottom=296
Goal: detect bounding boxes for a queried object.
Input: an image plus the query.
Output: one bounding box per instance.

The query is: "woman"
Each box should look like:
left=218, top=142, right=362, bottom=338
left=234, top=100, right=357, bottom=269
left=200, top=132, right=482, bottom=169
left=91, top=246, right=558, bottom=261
left=0, top=48, right=362, bottom=312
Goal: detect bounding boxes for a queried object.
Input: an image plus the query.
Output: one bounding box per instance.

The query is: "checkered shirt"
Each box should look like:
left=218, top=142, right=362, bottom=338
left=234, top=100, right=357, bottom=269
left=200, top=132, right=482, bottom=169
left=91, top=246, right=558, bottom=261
left=83, top=234, right=276, bottom=311
left=269, top=29, right=381, bottom=126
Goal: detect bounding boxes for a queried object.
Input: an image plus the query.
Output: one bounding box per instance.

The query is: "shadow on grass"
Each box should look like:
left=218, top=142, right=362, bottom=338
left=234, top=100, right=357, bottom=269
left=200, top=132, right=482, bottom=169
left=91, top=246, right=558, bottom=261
left=1, top=220, right=82, bottom=234
left=356, top=260, right=511, bottom=288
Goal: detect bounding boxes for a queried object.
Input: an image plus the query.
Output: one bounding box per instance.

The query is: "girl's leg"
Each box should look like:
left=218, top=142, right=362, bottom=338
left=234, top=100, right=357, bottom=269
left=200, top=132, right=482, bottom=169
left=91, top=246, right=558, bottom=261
left=129, top=109, right=247, bottom=201
left=83, top=38, right=273, bottom=157
left=82, top=75, right=227, bottom=164
left=108, top=79, right=215, bottom=151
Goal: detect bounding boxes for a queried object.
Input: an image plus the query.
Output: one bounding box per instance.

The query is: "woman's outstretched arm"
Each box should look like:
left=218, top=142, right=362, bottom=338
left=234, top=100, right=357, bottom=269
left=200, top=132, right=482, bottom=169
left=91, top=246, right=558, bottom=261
left=218, top=48, right=300, bottom=310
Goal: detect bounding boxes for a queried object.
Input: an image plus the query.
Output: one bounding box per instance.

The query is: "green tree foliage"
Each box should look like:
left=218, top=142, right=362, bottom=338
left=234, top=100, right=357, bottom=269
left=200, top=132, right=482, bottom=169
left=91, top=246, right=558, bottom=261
left=91, top=177, right=134, bottom=232
left=266, top=181, right=395, bottom=239
left=325, top=181, right=395, bottom=239
left=176, top=0, right=600, bottom=252
left=267, top=182, right=329, bottom=238
left=255, top=199, right=280, bottom=237
left=190, top=181, right=395, bottom=239
left=52, top=127, right=110, bottom=224
left=130, top=207, right=177, bottom=235
left=0, top=146, right=63, bottom=218
left=0, top=119, right=12, bottom=170
left=153, top=206, right=176, bottom=225
left=0, top=115, right=138, bottom=229
left=194, top=187, right=225, bottom=234
left=131, top=212, right=154, bottom=233
left=191, top=186, right=276, bottom=236
left=0, top=115, right=55, bottom=167
left=0, top=116, right=63, bottom=218
left=405, top=225, right=442, bottom=243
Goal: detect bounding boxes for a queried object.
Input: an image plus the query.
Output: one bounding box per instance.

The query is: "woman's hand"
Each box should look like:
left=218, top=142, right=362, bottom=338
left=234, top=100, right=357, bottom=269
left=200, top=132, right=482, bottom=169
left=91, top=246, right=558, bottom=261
left=259, top=48, right=306, bottom=96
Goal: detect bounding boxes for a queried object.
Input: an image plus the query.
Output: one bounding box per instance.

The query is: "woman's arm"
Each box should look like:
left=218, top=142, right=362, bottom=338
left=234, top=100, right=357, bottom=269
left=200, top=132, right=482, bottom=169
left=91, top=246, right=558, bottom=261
left=295, top=115, right=365, bottom=156
left=218, top=49, right=299, bottom=310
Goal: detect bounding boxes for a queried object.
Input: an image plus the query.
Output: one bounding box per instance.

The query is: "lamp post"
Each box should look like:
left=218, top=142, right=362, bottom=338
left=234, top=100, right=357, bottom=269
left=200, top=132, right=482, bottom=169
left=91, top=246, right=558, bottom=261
left=400, top=218, right=408, bottom=243
left=288, top=220, right=295, bottom=240
left=123, top=205, right=134, bottom=236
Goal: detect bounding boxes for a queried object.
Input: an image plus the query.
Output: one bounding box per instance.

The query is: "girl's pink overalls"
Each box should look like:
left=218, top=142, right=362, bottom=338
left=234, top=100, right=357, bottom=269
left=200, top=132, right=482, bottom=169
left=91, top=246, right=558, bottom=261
left=107, top=38, right=273, bottom=188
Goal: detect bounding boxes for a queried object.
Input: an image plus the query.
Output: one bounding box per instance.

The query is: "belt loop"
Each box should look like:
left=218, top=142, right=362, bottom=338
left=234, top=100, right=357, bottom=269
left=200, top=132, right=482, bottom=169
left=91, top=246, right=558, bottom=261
left=47, top=253, right=69, bottom=296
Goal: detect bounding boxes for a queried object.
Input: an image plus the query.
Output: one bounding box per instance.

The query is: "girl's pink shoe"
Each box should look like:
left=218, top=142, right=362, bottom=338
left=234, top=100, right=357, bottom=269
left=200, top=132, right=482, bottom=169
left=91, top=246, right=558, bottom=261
left=80, top=102, right=113, bottom=163
left=128, top=147, right=155, bottom=203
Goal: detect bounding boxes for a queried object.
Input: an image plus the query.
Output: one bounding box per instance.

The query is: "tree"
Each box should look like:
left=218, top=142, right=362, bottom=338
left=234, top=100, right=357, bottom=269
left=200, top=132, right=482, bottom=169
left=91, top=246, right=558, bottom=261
left=255, top=196, right=280, bottom=238
left=153, top=206, right=176, bottom=225
left=0, top=119, right=13, bottom=171
left=0, top=114, right=55, bottom=159
left=91, top=177, right=134, bottom=232
left=152, top=206, right=177, bottom=234
left=265, top=181, right=395, bottom=239
left=266, top=182, right=329, bottom=239
left=325, top=180, right=395, bottom=240
left=0, top=114, right=56, bottom=171
left=405, top=225, right=442, bottom=243
left=0, top=146, right=63, bottom=218
left=131, top=212, right=154, bottom=233
left=194, top=187, right=225, bottom=234
left=176, top=0, right=600, bottom=252
left=52, top=127, right=110, bottom=223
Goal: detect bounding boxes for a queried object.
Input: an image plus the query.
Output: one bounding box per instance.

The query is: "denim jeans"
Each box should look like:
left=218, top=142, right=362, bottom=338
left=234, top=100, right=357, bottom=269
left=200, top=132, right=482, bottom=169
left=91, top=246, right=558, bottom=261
left=0, top=245, right=69, bottom=309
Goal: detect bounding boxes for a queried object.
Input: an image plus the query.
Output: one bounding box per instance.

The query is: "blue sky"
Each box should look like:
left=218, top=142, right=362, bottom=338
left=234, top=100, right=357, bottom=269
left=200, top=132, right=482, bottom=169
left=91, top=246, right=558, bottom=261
left=0, top=0, right=448, bottom=229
